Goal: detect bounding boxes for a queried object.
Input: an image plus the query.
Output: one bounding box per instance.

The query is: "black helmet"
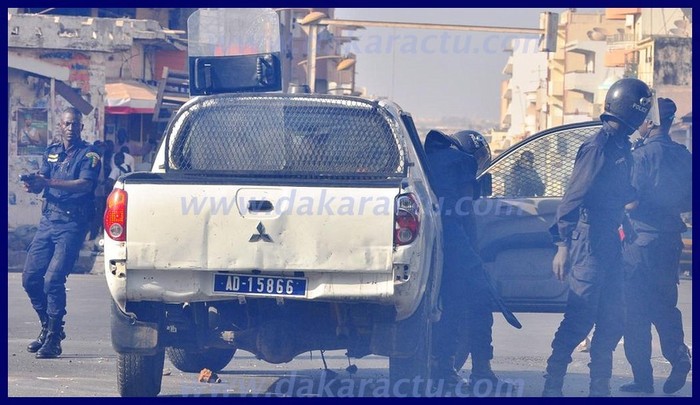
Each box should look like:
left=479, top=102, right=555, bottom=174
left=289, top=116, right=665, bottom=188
left=450, top=130, right=492, bottom=173
left=601, top=78, right=653, bottom=132
left=657, top=97, right=677, bottom=124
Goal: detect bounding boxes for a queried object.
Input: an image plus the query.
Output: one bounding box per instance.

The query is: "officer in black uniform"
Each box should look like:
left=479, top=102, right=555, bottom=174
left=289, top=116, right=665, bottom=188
left=620, top=97, right=692, bottom=395
left=21, top=107, right=101, bottom=359
left=542, top=78, right=652, bottom=397
left=425, top=129, right=509, bottom=393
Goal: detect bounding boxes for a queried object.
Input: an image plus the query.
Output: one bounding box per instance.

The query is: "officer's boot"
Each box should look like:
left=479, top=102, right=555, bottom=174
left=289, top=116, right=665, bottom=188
left=36, top=317, right=65, bottom=359
left=470, top=357, right=515, bottom=394
left=26, top=312, right=48, bottom=353
left=431, top=355, right=467, bottom=390
left=663, top=345, right=692, bottom=394
left=541, top=374, right=564, bottom=397
left=589, top=378, right=611, bottom=397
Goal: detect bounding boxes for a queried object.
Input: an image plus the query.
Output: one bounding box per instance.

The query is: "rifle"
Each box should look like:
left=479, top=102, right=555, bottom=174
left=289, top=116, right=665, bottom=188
left=460, top=212, right=522, bottom=329
left=483, top=268, right=522, bottom=329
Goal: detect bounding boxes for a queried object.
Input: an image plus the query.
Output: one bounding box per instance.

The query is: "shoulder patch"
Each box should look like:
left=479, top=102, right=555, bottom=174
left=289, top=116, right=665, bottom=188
left=47, top=153, right=59, bottom=163
left=85, top=152, right=101, bottom=168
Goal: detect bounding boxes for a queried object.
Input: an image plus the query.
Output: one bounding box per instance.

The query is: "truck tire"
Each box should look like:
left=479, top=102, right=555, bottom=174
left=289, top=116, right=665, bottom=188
left=166, top=347, right=236, bottom=373
left=389, top=290, right=432, bottom=396
left=117, top=350, right=165, bottom=397
left=388, top=244, right=438, bottom=396
left=388, top=314, right=432, bottom=396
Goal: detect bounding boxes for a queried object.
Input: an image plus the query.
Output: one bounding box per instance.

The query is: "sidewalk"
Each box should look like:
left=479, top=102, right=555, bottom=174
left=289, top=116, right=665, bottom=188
left=7, top=245, right=104, bottom=275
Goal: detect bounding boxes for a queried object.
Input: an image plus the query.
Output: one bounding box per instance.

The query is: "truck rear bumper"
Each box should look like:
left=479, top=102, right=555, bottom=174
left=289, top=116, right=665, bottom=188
left=110, top=268, right=396, bottom=302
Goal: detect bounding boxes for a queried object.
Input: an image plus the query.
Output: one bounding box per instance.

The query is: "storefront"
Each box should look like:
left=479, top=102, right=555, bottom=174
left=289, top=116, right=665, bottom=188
left=104, top=81, right=160, bottom=168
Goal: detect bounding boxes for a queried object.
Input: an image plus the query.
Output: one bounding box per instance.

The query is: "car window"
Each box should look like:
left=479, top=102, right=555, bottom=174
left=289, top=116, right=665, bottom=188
left=485, top=123, right=601, bottom=198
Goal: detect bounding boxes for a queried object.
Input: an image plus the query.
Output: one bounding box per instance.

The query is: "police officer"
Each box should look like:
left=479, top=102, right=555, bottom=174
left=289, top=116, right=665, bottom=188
left=21, top=107, right=101, bottom=359
left=506, top=150, right=545, bottom=197
left=425, top=129, right=509, bottom=392
left=620, top=97, right=692, bottom=395
left=543, top=78, right=652, bottom=397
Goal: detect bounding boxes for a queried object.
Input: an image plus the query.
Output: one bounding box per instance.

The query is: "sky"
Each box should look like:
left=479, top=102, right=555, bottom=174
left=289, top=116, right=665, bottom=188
left=333, top=8, right=603, bottom=124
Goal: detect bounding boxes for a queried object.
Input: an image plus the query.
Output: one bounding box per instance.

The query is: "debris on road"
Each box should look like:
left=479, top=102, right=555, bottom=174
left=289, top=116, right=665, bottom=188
left=198, top=368, right=221, bottom=383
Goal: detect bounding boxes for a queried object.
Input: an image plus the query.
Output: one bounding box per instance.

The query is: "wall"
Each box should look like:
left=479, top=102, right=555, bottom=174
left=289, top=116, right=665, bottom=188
left=8, top=49, right=106, bottom=228
left=8, top=11, right=183, bottom=230
left=653, top=37, right=692, bottom=86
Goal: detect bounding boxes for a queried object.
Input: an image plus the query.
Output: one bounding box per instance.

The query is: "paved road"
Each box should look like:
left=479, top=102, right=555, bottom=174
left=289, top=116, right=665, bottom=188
left=6, top=272, right=692, bottom=397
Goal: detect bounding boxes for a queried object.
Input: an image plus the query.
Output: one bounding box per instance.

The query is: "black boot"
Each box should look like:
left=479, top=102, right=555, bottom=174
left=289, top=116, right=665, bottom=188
left=619, top=381, right=654, bottom=394
left=589, top=378, right=611, bottom=397
left=470, top=358, right=515, bottom=394
left=542, top=374, right=564, bottom=397
left=663, top=346, right=692, bottom=394
left=26, top=313, right=48, bottom=353
left=431, top=355, right=468, bottom=390
left=36, top=317, right=65, bottom=359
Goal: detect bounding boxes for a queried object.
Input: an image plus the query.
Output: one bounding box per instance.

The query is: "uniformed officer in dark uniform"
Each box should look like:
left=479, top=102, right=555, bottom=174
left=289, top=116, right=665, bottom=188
left=620, top=97, right=692, bottom=395
left=424, top=129, right=509, bottom=393
left=542, top=78, right=653, bottom=397
left=21, top=107, right=101, bottom=359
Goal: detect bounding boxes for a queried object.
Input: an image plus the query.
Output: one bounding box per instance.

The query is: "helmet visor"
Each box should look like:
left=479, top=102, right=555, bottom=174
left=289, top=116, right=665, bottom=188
left=647, top=89, right=660, bottom=126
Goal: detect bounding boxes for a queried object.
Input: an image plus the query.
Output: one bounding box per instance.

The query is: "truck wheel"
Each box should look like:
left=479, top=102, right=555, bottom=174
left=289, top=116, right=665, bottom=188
left=117, top=350, right=165, bottom=397
left=388, top=315, right=432, bottom=396
left=389, top=322, right=431, bottom=396
left=166, top=347, right=236, bottom=373
left=389, top=245, right=438, bottom=396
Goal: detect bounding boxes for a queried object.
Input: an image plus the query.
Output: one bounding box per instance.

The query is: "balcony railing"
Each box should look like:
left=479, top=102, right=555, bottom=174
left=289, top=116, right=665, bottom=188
left=606, top=33, right=636, bottom=44
left=564, top=71, right=598, bottom=92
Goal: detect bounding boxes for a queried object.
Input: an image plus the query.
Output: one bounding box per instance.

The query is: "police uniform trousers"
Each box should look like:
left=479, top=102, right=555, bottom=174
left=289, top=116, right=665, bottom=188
left=433, top=219, right=494, bottom=363
left=22, top=216, right=88, bottom=320
left=546, top=220, right=624, bottom=380
left=622, top=232, right=686, bottom=386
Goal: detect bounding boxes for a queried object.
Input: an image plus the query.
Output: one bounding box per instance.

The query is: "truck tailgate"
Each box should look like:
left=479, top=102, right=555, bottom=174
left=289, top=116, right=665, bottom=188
left=124, top=183, right=398, bottom=273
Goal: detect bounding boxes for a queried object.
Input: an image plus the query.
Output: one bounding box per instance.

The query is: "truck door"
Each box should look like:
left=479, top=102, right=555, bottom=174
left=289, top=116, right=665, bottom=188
left=473, top=122, right=601, bottom=312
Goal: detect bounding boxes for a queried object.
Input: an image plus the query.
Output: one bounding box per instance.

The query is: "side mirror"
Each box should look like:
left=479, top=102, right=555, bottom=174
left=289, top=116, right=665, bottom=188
left=479, top=173, right=493, bottom=198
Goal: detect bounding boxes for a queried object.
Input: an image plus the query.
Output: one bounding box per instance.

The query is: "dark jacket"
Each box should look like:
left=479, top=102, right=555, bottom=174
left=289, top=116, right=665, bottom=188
left=628, top=133, right=689, bottom=233
left=550, top=122, right=636, bottom=244
left=40, top=140, right=101, bottom=221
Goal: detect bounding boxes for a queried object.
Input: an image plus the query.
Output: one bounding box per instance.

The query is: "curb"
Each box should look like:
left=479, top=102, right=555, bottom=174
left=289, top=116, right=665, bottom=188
left=7, top=249, right=104, bottom=274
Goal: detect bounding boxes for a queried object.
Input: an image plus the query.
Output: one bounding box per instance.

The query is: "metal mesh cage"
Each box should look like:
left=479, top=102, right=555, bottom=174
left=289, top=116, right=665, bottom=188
left=486, top=123, right=601, bottom=198
left=166, top=94, right=406, bottom=179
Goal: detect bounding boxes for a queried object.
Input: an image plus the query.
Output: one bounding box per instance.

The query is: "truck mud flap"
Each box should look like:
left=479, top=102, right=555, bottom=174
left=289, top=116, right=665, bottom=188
left=110, top=301, right=160, bottom=355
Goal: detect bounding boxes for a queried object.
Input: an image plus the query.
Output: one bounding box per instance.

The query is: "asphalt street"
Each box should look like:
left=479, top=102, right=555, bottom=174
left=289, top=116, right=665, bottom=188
left=6, top=270, right=692, bottom=397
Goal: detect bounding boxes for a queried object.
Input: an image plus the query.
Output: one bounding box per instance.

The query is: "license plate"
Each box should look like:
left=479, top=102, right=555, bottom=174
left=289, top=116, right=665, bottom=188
left=214, top=274, right=307, bottom=297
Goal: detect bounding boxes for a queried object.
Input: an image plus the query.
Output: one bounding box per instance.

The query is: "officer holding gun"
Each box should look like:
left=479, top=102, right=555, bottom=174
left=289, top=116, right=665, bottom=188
left=20, top=107, right=101, bottom=359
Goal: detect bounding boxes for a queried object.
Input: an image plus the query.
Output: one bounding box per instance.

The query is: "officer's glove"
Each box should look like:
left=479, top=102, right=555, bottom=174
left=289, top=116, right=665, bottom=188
left=552, top=245, right=570, bottom=281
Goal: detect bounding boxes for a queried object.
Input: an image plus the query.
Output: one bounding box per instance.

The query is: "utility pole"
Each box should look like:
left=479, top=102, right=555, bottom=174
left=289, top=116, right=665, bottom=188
left=318, top=13, right=558, bottom=52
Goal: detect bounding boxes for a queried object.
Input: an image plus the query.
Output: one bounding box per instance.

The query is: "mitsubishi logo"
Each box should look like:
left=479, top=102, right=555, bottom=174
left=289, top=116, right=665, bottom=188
left=249, top=222, right=273, bottom=243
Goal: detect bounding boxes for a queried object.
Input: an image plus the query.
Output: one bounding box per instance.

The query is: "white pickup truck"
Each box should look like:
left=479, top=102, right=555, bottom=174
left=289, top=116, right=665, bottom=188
left=103, top=90, right=444, bottom=396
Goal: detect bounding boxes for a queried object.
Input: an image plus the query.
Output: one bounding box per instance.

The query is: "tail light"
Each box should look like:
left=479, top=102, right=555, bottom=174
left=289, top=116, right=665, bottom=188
left=104, top=189, right=127, bottom=241
left=394, top=193, right=420, bottom=246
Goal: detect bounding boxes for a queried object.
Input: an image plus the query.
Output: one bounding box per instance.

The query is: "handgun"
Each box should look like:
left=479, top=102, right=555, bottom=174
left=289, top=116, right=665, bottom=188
left=19, top=173, right=36, bottom=182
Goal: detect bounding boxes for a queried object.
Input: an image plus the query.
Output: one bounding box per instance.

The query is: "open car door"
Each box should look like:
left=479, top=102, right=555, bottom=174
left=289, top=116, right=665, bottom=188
left=474, top=121, right=602, bottom=312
